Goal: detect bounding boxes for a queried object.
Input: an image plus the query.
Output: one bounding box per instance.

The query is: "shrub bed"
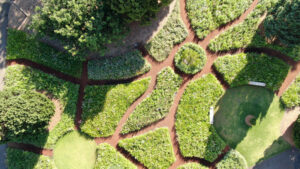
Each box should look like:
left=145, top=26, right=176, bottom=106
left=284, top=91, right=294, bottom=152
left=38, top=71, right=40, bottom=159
left=121, top=67, right=182, bottom=134
left=88, top=50, right=151, bottom=80
left=281, top=74, right=300, bottom=108
left=175, top=74, right=226, bottom=162
left=118, top=128, right=175, bottom=169
left=177, top=163, right=208, bottom=169
left=81, top=78, right=151, bottom=137
left=294, top=115, right=300, bottom=149
left=146, top=0, right=188, bottom=62
left=216, top=150, right=247, bottom=169
left=213, top=52, right=290, bottom=91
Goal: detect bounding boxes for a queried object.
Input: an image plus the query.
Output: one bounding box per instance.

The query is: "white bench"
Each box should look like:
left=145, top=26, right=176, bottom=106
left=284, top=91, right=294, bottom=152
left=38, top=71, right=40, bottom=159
left=248, top=81, right=266, bottom=87
left=209, top=107, right=214, bottom=124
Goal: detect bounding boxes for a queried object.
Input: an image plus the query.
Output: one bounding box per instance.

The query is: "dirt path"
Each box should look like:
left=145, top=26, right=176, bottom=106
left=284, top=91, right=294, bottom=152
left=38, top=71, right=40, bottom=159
left=7, top=142, right=53, bottom=156
left=280, top=107, right=300, bottom=147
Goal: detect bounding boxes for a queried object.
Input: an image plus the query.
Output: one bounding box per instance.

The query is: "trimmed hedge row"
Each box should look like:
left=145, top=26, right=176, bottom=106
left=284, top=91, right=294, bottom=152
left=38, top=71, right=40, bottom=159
left=88, top=50, right=151, bottom=80
left=294, top=115, right=300, bottom=149
left=81, top=77, right=151, bottom=138
left=121, top=67, right=182, bottom=134
left=213, top=53, right=290, bottom=91
left=216, top=150, right=247, bottom=169
left=281, top=74, right=300, bottom=108
left=146, top=0, right=188, bottom=62
left=177, top=163, right=208, bottom=169
left=176, top=74, right=226, bottom=162
left=119, top=128, right=175, bottom=169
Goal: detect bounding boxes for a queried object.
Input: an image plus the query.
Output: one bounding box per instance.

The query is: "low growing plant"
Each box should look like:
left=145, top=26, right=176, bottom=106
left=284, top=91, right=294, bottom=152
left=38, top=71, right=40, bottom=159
left=216, top=150, right=247, bottom=169
left=177, top=163, right=208, bottom=169
left=294, top=115, right=300, bottom=149
left=281, top=74, right=300, bottom=108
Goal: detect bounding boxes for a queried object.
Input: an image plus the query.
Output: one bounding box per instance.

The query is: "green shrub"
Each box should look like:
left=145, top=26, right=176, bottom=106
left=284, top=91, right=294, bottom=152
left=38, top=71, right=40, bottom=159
left=7, top=29, right=83, bottom=78
left=81, top=78, right=151, bottom=137
left=281, top=74, right=300, bottom=108
left=176, top=74, right=226, bottom=162
left=95, top=143, right=137, bottom=169
left=118, top=128, right=176, bottom=169
left=216, top=150, right=247, bottom=169
left=177, top=163, right=208, bottom=169
left=121, top=67, right=182, bottom=134
left=294, top=115, right=300, bottom=149
left=175, top=43, right=207, bottom=74
left=146, top=0, right=188, bottom=62
left=213, top=52, right=290, bottom=91
left=88, top=50, right=151, bottom=80
left=186, top=0, right=252, bottom=39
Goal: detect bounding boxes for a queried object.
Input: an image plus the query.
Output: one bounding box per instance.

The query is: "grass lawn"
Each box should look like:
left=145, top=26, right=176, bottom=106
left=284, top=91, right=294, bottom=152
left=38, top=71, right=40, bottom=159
left=54, top=131, right=97, bottom=169
left=214, top=86, right=290, bottom=167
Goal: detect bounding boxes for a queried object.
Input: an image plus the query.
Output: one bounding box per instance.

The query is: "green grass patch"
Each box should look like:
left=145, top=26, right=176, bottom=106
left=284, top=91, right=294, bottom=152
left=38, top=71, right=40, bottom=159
left=146, top=0, right=188, bottom=62
left=54, top=131, right=97, bottom=169
left=88, top=50, right=151, bottom=80
left=213, top=52, right=290, bottom=92
left=216, top=150, right=247, bottom=169
left=281, top=74, right=300, bottom=108
left=177, top=163, right=208, bottom=169
left=119, top=127, right=175, bottom=169
left=121, top=67, right=182, bottom=134
left=214, top=86, right=290, bottom=166
left=81, top=77, right=151, bottom=137
left=176, top=74, right=226, bottom=162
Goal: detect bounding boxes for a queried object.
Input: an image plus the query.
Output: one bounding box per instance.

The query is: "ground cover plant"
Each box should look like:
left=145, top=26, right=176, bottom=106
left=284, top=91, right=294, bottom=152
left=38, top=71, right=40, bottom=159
left=81, top=77, right=151, bottom=137
left=95, top=143, right=137, bottom=169
left=186, top=0, right=252, bottom=39
left=7, top=29, right=83, bottom=78
left=216, top=150, right=247, bottom=169
left=121, top=67, right=182, bottom=134
left=176, top=74, right=226, bottom=162
left=177, top=163, right=208, bottom=169
left=214, top=86, right=290, bottom=166
left=88, top=50, right=151, bottom=80
left=213, top=52, right=290, bottom=92
left=174, top=43, right=206, bottom=74
left=146, top=0, right=188, bottom=62
left=281, top=74, right=300, bottom=108
left=119, top=128, right=176, bottom=169
left=294, top=115, right=300, bottom=149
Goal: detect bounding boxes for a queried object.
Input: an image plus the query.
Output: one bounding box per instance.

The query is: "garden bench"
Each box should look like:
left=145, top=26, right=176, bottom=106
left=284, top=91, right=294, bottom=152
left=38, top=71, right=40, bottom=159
left=210, top=107, right=214, bottom=124
left=248, top=81, right=266, bottom=87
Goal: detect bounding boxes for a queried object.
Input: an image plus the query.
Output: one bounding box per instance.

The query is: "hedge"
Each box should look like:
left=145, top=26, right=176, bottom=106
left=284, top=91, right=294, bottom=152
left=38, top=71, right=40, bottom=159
left=175, top=43, right=207, bottom=74
left=146, top=0, right=188, bottom=62
left=216, top=150, right=247, bottom=169
left=95, top=143, right=137, bottom=169
left=176, top=74, right=226, bottom=162
left=119, top=128, right=175, bottom=169
left=121, top=67, right=182, bottom=134
left=88, top=50, right=151, bottom=80
left=81, top=77, right=151, bottom=137
left=213, top=52, right=290, bottom=91
left=281, top=74, right=300, bottom=108
left=294, top=115, right=300, bottom=149
left=177, top=163, right=208, bottom=169
left=4, top=65, right=79, bottom=149
left=186, top=0, right=252, bottom=39
left=7, top=29, right=83, bottom=78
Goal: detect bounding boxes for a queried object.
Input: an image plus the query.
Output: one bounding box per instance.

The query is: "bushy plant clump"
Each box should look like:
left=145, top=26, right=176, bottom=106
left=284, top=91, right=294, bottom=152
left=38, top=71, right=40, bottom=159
left=281, top=75, right=300, bottom=108
left=119, top=128, right=176, bottom=169
left=146, top=0, right=188, bottom=62
left=88, top=50, right=151, bottom=80
left=213, top=53, right=290, bottom=91
left=175, top=43, right=207, bottom=74
left=177, top=163, right=208, bottom=169
left=186, top=0, right=252, bottom=39
left=176, top=74, right=226, bottom=162
left=216, top=150, right=247, bottom=169
left=294, top=115, right=300, bottom=149
left=121, top=67, right=182, bottom=134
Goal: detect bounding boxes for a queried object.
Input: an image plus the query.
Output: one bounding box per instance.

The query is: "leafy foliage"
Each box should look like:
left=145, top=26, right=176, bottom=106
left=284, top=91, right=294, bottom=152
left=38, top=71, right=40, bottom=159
left=119, top=128, right=176, bottom=169
left=213, top=53, right=290, bottom=91
left=216, top=150, right=247, bottom=169
left=176, top=74, right=226, bottom=162
left=294, top=115, right=300, bottom=149
left=88, top=50, right=151, bottom=80
left=281, top=74, right=300, bottom=108
left=175, top=43, right=207, bottom=74
left=121, top=67, right=182, bottom=134
left=177, top=163, right=208, bottom=169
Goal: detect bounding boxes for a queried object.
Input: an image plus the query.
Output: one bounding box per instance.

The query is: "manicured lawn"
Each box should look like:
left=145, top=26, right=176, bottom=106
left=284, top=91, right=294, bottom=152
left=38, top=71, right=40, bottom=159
left=214, top=86, right=290, bottom=167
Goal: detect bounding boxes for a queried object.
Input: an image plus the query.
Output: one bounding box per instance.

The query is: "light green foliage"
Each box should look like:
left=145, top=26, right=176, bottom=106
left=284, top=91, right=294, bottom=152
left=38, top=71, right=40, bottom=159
left=177, top=163, right=208, bottom=169
left=175, top=43, right=207, bottom=74
left=213, top=53, right=290, bottom=91
left=119, top=128, right=176, bottom=169
left=81, top=78, right=151, bottom=137
left=7, top=29, right=82, bottom=77
left=88, top=50, right=151, bottom=80
left=146, top=0, right=188, bottom=62
left=95, top=143, right=137, bottom=169
left=216, top=150, right=247, bottom=169
left=294, top=115, right=300, bottom=149
left=121, top=67, right=182, bottom=134
left=281, top=74, right=300, bottom=108
left=186, top=0, right=252, bottom=39
left=176, top=74, right=226, bottom=162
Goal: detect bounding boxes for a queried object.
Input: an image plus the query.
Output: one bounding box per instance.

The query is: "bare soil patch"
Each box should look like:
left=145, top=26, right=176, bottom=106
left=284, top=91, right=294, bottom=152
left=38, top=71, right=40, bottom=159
left=246, top=115, right=256, bottom=127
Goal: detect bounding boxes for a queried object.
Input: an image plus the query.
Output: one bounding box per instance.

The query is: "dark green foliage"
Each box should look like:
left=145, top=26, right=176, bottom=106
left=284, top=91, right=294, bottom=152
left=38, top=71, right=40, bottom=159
left=281, top=75, right=300, bottom=108
left=294, top=115, right=300, bottom=149
left=216, top=150, right=247, bottom=169
left=177, top=163, right=208, bottom=169
left=213, top=53, right=290, bottom=91
left=175, top=43, right=207, bottom=74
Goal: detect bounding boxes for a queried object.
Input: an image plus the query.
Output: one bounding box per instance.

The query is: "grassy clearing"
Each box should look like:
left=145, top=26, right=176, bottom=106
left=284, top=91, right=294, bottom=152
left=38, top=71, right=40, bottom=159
left=119, top=128, right=175, bottom=169
left=177, top=163, right=208, bottom=169
left=81, top=78, right=151, bottom=137
left=281, top=74, right=300, bottom=108
left=146, top=0, right=188, bottom=62
left=88, top=50, right=151, bottom=80
left=176, top=74, right=226, bottom=162
left=121, top=67, right=182, bottom=134
left=214, top=86, right=290, bottom=166
left=216, top=150, right=247, bottom=169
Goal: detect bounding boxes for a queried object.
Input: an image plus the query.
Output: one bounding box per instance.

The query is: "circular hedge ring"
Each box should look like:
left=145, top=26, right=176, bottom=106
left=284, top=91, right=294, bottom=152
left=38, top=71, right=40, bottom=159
left=293, top=114, right=300, bottom=149
left=175, top=43, right=207, bottom=74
